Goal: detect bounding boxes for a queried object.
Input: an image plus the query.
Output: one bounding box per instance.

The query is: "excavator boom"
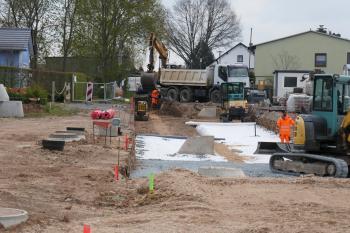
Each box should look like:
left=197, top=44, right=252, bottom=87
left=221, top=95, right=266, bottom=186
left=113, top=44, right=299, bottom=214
left=148, top=32, right=168, bottom=72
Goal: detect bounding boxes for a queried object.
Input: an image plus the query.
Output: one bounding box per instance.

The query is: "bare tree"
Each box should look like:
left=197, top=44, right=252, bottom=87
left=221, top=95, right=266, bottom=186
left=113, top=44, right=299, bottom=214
left=166, top=0, right=241, bottom=67
left=271, top=50, right=301, bottom=70
left=55, top=0, right=77, bottom=71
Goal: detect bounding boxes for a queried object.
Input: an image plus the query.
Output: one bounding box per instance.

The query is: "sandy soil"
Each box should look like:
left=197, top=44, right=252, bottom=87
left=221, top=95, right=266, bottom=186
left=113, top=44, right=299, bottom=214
left=135, top=111, right=197, bottom=137
left=1, top=110, right=350, bottom=232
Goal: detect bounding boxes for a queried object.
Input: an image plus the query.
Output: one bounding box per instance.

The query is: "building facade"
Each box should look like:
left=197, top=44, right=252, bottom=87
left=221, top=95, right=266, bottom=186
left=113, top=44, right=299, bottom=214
left=253, top=31, right=350, bottom=86
left=0, top=28, right=33, bottom=68
left=212, top=43, right=254, bottom=69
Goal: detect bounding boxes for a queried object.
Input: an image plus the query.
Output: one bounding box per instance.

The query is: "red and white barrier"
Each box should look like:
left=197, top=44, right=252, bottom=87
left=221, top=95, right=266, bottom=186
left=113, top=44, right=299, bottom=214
left=86, top=82, right=93, bottom=102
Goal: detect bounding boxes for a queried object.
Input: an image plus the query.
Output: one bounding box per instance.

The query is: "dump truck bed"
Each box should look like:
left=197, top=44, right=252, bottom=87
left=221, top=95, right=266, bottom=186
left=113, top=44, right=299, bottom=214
left=159, top=69, right=211, bottom=87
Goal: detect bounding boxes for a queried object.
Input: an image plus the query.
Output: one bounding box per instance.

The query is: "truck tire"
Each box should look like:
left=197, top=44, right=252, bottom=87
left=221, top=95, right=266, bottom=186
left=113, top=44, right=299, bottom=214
left=210, top=89, right=221, bottom=103
left=179, top=88, right=193, bottom=102
left=167, top=88, right=179, bottom=101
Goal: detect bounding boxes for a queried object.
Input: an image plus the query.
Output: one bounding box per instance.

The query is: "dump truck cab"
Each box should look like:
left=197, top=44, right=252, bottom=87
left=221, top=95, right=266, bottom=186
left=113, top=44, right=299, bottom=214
left=213, top=64, right=250, bottom=88
left=220, top=82, right=247, bottom=121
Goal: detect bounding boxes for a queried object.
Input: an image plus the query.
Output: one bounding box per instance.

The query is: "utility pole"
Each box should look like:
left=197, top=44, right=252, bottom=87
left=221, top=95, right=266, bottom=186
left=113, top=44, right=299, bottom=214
left=248, top=28, right=253, bottom=70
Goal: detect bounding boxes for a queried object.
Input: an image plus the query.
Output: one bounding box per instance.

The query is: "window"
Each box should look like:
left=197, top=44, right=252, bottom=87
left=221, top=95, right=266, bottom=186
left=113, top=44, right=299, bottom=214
left=237, top=55, right=243, bottom=63
left=227, top=66, right=248, bottom=77
left=347, top=52, right=350, bottom=64
left=284, top=77, right=297, bottom=87
left=315, top=53, right=327, bottom=67
left=336, top=83, right=350, bottom=115
left=221, top=83, right=244, bottom=101
left=218, top=66, right=228, bottom=82
left=313, top=76, right=333, bottom=112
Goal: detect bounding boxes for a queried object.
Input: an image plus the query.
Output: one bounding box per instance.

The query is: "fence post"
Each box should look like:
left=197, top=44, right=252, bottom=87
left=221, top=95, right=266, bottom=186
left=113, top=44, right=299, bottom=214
left=113, top=81, right=117, bottom=99
left=65, top=82, right=71, bottom=103
left=104, top=83, right=107, bottom=101
left=72, top=74, right=76, bottom=102
left=254, top=123, right=257, bottom=137
left=51, top=81, right=55, bottom=103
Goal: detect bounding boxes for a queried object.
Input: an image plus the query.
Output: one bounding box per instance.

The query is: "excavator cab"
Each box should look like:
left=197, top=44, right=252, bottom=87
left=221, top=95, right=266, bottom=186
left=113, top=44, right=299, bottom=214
left=220, top=82, right=246, bottom=122
left=311, top=75, right=350, bottom=136
left=294, top=74, right=350, bottom=144
left=267, top=74, right=350, bottom=177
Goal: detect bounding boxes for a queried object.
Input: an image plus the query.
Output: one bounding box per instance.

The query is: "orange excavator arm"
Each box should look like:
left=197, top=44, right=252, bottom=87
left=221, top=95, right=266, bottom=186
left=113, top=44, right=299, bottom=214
left=147, top=32, right=168, bottom=72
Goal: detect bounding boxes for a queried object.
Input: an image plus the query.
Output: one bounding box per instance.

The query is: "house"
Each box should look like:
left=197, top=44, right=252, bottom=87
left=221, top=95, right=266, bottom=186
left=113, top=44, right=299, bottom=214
left=253, top=30, right=350, bottom=87
left=0, top=28, right=34, bottom=68
left=211, top=42, right=254, bottom=69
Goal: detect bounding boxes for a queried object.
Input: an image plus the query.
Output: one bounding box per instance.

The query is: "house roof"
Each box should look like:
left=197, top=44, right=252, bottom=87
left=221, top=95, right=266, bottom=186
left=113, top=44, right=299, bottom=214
left=215, top=42, right=248, bottom=61
left=0, top=28, right=33, bottom=54
left=253, top=30, right=350, bottom=48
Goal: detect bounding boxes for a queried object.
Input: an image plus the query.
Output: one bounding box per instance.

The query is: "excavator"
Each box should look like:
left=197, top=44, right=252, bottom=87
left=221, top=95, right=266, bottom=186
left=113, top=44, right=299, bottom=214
left=258, top=74, right=350, bottom=178
left=134, top=32, right=168, bottom=121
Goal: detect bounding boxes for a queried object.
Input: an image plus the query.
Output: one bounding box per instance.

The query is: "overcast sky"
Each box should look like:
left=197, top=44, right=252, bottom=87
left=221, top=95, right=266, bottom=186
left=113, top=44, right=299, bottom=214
left=160, top=0, right=350, bottom=64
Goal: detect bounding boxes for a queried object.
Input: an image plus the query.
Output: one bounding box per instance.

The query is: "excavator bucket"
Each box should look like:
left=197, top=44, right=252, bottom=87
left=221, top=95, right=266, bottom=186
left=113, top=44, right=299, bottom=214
left=254, top=142, right=291, bottom=154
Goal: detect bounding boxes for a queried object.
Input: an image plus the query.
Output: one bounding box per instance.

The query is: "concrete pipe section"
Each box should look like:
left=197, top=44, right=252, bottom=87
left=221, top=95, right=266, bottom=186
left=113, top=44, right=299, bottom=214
left=55, top=131, right=86, bottom=140
left=48, top=132, right=81, bottom=142
left=0, top=208, right=28, bottom=229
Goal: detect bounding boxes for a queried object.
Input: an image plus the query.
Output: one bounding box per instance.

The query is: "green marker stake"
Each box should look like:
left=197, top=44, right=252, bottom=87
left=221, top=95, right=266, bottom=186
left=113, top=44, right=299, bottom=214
left=149, top=173, right=154, bottom=193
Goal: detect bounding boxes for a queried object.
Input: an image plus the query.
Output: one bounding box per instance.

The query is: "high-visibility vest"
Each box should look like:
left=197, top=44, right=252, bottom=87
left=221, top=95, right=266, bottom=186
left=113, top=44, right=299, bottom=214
left=277, top=116, right=295, bottom=134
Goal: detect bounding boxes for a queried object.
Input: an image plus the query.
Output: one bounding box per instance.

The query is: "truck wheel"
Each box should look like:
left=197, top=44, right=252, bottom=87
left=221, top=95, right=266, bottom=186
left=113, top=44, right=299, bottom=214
left=179, top=88, right=193, bottom=102
left=210, top=89, right=221, bottom=103
left=167, top=88, right=179, bottom=101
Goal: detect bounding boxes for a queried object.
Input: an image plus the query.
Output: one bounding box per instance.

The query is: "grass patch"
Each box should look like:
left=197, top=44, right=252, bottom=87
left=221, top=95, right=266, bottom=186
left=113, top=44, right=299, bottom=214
left=25, top=103, right=79, bottom=118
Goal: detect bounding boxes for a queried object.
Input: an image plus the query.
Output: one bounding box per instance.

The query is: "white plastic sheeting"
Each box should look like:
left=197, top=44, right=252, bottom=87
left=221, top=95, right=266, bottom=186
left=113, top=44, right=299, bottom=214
left=135, top=135, right=226, bottom=162
left=196, top=123, right=279, bottom=163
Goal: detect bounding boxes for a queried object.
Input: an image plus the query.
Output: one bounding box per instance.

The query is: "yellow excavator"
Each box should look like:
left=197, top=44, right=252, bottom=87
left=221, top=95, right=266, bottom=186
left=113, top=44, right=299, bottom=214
left=134, top=33, right=168, bottom=121
left=260, top=74, right=350, bottom=178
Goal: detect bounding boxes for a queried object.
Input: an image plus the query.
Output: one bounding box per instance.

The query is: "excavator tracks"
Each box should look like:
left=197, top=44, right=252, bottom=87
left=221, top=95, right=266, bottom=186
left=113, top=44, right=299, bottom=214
left=270, top=153, right=349, bottom=178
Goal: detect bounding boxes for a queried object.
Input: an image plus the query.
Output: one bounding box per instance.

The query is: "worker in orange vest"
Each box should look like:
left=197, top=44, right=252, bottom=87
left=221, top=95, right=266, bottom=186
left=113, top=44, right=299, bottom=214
left=276, top=111, right=295, bottom=143
left=151, top=89, right=160, bottom=109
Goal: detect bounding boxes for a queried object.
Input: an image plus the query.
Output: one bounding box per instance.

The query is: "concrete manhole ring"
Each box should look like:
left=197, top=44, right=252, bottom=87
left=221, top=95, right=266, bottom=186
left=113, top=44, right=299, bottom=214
left=66, top=127, right=85, bottom=132
left=42, top=139, right=65, bottom=151
left=49, top=133, right=79, bottom=139
left=0, top=208, right=28, bottom=229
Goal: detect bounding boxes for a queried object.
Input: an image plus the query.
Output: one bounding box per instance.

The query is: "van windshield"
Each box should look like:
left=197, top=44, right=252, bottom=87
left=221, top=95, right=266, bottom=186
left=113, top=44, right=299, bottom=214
left=228, top=66, right=248, bottom=77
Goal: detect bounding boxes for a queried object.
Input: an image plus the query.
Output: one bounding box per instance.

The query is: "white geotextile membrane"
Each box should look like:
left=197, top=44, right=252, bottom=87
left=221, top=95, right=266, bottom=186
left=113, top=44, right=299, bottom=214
left=196, top=123, right=279, bottom=164
left=135, top=135, right=226, bottom=162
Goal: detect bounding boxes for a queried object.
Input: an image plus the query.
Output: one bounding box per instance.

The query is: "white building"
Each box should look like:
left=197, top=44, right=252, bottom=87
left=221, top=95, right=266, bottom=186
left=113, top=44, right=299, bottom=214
left=211, top=43, right=255, bottom=69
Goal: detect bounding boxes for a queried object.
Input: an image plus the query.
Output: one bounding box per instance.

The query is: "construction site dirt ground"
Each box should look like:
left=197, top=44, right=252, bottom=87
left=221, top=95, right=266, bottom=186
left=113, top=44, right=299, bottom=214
left=1, top=109, right=350, bottom=232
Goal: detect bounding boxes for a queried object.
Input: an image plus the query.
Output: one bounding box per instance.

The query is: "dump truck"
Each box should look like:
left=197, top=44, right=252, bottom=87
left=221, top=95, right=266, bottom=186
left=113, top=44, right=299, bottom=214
left=158, top=64, right=250, bottom=103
